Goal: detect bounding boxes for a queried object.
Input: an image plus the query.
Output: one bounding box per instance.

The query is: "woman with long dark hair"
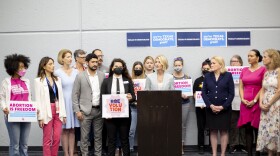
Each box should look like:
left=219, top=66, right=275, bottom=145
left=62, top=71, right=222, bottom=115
left=35, top=56, right=67, bottom=156
left=101, top=58, right=136, bottom=156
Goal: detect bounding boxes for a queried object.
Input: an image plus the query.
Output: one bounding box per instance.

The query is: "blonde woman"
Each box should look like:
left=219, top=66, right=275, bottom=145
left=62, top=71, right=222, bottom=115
left=257, top=49, right=280, bottom=156
left=145, top=55, right=174, bottom=90
left=143, top=56, right=155, bottom=75
left=202, top=56, right=234, bottom=156
left=35, top=56, right=67, bottom=156
left=55, top=49, right=79, bottom=156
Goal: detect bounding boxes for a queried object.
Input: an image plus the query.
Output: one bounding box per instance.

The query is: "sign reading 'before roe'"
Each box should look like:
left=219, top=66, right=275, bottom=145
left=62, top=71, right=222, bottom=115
left=8, top=101, right=37, bottom=122
left=102, top=94, right=129, bottom=118
left=152, top=32, right=176, bottom=47
left=202, top=32, right=226, bottom=47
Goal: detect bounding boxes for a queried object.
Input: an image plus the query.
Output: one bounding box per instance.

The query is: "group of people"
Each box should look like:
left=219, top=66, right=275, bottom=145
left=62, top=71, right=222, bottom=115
left=0, top=48, right=279, bottom=156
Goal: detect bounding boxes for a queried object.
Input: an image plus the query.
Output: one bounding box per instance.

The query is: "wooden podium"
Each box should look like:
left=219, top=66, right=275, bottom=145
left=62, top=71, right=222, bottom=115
left=137, top=91, right=181, bottom=156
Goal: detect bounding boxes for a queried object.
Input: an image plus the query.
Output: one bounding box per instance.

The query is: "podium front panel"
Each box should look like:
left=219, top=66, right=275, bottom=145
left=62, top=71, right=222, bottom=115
left=137, top=91, right=181, bottom=156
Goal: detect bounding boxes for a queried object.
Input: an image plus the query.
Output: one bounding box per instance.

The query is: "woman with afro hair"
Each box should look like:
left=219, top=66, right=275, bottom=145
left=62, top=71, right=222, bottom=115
left=0, top=53, right=32, bottom=156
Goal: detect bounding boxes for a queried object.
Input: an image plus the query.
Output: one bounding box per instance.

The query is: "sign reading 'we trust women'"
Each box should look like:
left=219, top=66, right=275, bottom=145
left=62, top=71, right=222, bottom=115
left=102, top=94, right=129, bottom=118
left=8, top=101, right=37, bottom=122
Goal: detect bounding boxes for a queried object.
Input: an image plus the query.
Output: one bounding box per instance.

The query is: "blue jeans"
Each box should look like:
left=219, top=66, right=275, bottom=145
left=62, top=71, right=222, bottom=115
left=4, top=116, right=31, bottom=156
left=129, top=106, right=137, bottom=150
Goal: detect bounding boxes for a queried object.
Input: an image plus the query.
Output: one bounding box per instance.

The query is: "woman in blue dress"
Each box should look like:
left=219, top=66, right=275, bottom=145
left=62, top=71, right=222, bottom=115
left=55, top=49, right=79, bottom=156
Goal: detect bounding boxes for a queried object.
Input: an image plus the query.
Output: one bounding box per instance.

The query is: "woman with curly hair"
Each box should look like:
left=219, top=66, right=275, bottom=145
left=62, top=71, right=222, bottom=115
left=0, top=53, right=31, bottom=156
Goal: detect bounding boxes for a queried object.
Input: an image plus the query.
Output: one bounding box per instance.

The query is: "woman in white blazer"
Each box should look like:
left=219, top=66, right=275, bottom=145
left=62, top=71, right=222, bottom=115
left=0, top=54, right=32, bottom=156
left=145, top=55, right=174, bottom=90
left=34, top=56, right=66, bottom=156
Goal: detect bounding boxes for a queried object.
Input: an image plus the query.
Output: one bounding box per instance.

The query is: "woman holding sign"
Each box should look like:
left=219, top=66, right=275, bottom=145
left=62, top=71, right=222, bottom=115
left=129, top=61, right=146, bottom=152
left=0, top=54, right=31, bottom=156
left=172, top=57, right=191, bottom=155
left=202, top=56, right=234, bottom=156
left=35, top=57, right=67, bottom=156
left=193, top=58, right=211, bottom=154
left=101, top=58, right=136, bottom=156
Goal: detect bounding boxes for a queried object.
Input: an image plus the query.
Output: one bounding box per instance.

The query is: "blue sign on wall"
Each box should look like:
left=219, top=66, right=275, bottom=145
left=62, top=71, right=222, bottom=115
left=177, top=32, right=200, bottom=47
left=152, top=32, right=176, bottom=47
left=127, top=32, right=150, bottom=47
left=227, top=31, right=250, bottom=46
left=202, top=32, right=226, bottom=47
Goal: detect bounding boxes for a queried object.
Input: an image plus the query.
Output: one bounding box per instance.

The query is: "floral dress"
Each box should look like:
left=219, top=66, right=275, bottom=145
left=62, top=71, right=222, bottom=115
left=257, top=69, right=280, bottom=152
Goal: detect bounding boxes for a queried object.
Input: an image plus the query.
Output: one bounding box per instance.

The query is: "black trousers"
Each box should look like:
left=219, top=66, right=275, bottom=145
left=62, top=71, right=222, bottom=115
left=106, top=117, right=131, bottom=156
left=195, top=107, right=206, bottom=146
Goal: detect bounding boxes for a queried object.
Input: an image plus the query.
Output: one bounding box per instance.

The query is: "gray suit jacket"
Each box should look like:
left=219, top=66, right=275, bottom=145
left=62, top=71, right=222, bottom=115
left=72, top=70, right=105, bottom=115
left=145, top=72, right=174, bottom=90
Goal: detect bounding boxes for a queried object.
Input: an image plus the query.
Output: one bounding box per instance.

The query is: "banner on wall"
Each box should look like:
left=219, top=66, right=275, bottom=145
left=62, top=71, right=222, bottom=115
left=195, top=91, right=206, bottom=107
left=127, top=32, right=150, bottom=47
left=102, top=94, right=129, bottom=118
left=177, top=32, right=201, bottom=47
left=174, top=79, right=193, bottom=96
left=152, top=32, right=176, bottom=47
left=226, top=66, right=248, bottom=84
left=8, top=101, right=37, bottom=122
left=202, top=32, right=226, bottom=47
left=227, top=31, right=250, bottom=46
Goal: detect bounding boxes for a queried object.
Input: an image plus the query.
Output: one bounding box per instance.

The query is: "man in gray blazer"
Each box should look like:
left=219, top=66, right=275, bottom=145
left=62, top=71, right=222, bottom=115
left=72, top=53, right=105, bottom=156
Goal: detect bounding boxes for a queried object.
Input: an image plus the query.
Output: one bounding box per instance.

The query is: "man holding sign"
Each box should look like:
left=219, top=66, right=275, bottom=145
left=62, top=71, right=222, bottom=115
left=72, top=53, right=105, bottom=156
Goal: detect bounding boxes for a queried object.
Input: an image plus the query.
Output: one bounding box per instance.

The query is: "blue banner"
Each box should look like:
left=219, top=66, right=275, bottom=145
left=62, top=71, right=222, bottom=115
left=152, top=32, right=176, bottom=47
left=202, top=32, right=226, bottom=47
left=127, top=32, right=150, bottom=47
left=177, top=32, right=200, bottom=47
left=227, top=31, right=250, bottom=46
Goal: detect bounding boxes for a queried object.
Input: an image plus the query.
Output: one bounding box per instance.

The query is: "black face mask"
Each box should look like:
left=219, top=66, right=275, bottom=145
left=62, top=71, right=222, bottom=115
left=113, top=68, right=123, bottom=75
left=134, top=70, right=143, bottom=76
left=202, top=70, right=209, bottom=75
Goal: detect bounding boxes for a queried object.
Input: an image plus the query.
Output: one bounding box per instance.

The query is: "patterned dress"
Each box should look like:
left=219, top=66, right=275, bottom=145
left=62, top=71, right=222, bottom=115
left=257, top=69, right=280, bottom=152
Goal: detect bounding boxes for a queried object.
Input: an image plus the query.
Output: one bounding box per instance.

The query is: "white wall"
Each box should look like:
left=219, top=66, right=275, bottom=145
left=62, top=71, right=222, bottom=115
left=0, top=0, right=280, bottom=146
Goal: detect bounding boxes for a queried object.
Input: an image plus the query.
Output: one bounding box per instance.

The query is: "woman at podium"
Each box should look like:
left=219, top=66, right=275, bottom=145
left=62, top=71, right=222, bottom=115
left=145, top=55, right=174, bottom=90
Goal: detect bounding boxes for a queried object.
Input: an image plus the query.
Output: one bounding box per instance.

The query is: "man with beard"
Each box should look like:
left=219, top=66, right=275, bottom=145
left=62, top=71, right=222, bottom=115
left=72, top=53, right=105, bottom=156
left=92, top=49, right=109, bottom=73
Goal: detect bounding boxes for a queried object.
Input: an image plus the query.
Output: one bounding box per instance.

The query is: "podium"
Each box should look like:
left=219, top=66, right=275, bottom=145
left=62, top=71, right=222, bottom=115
left=137, top=91, right=181, bottom=156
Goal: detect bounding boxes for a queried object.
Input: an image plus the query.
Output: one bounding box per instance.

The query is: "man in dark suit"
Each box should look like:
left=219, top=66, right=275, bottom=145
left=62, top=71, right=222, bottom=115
left=72, top=53, right=105, bottom=156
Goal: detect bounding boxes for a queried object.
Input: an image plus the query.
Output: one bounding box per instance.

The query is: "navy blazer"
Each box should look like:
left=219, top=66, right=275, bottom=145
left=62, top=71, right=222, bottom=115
left=201, top=72, right=234, bottom=110
left=101, top=76, right=136, bottom=105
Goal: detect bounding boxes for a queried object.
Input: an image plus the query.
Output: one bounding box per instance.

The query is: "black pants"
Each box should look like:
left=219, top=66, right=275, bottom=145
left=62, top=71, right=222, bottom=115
left=106, top=118, right=131, bottom=156
left=195, top=107, right=206, bottom=146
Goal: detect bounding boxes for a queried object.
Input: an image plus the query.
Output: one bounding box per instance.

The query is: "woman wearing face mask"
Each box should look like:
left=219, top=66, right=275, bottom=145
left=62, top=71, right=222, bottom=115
left=101, top=58, right=136, bottom=156
left=129, top=61, right=146, bottom=153
left=172, top=57, right=191, bottom=155
left=0, top=54, right=31, bottom=156
left=35, top=57, right=67, bottom=156
left=143, top=56, right=155, bottom=75
left=145, top=55, right=174, bottom=90
left=193, top=58, right=211, bottom=154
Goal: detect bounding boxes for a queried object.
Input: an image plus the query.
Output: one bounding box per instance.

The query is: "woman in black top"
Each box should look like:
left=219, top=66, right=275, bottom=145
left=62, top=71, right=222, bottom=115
left=101, top=58, right=136, bottom=156
left=193, top=59, right=211, bottom=154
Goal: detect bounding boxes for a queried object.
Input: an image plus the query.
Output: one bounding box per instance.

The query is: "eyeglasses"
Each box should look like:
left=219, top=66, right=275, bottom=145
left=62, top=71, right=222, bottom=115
left=174, top=57, right=183, bottom=61
left=203, top=68, right=210, bottom=71
left=96, top=55, right=104, bottom=58
left=77, top=56, right=86, bottom=59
